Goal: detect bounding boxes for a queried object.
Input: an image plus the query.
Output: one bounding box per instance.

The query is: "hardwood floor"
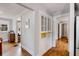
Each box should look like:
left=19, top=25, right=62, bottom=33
left=2, top=36, right=69, bottom=56
left=43, top=47, right=69, bottom=56
left=2, top=42, right=21, bottom=56
left=43, top=36, right=69, bottom=56
left=2, top=42, right=32, bottom=56
left=76, top=49, right=79, bottom=56
left=21, top=47, right=32, bottom=56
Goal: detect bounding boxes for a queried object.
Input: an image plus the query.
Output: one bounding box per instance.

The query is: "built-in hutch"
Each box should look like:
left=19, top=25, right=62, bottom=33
left=39, top=11, right=52, bottom=39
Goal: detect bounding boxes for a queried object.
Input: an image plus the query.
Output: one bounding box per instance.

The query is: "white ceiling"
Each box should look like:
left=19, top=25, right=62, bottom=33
left=0, top=3, right=70, bottom=18
left=0, top=3, right=27, bottom=18
left=22, top=3, right=70, bottom=16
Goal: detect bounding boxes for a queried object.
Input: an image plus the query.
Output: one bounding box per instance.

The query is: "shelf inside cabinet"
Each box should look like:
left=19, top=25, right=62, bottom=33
left=41, top=31, right=51, bottom=33
left=40, top=31, right=51, bottom=39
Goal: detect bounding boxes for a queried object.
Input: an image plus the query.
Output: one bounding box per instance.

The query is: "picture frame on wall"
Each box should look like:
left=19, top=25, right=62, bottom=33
left=0, top=24, right=8, bottom=31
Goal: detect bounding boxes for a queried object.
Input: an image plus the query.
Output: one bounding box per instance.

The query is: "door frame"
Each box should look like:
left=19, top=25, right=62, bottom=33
left=74, top=16, right=76, bottom=56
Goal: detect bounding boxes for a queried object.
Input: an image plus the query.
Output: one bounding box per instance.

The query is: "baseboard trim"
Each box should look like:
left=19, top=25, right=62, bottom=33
left=21, top=47, right=32, bottom=56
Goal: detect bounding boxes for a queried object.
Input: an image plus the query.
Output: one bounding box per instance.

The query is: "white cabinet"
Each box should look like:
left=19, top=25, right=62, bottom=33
left=41, top=15, right=52, bottom=32
left=39, top=12, right=52, bottom=38
left=41, top=16, right=46, bottom=31
left=48, top=18, right=51, bottom=32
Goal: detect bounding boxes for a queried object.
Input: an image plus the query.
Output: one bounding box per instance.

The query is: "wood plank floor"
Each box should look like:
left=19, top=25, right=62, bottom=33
left=2, top=42, right=32, bottom=56
left=21, top=48, right=32, bottom=56
left=2, top=37, right=69, bottom=56
left=43, top=37, right=69, bottom=56
left=2, top=42, right=21, bottom=56
left=43, top=47, right=69, bottom=56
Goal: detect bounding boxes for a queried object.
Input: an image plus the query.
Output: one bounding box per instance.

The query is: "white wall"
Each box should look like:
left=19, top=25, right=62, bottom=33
left=69, top=3, right=74, bottom=56
left=39, top=34, right=53, bottom=55
left=0, top=18, right=12, bottom=42
left=21, top=10, right=35, bottom=55
left=34, top=11, right=53, bottom=55
left=0, top=12, right=20, bottom=42
left=12, top=18, right=17, bottom=34
left=21, top=10, right=53, bottom=56
left=20, top=5, right=70, bottom=56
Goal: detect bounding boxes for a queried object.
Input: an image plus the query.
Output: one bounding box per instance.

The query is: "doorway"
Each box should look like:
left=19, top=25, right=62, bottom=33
left=16, top=17, right=22, bottom=43
left=75, top=16, right=79, bottom=56
left=0, top=3, right=27, bottom=56
left=58, top=22, right=67, bottom=38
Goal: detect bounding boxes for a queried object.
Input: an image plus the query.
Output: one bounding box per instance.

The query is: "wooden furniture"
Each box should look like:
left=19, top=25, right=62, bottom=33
left=0, top=38, right=2, bottom=56
left=9, top=31, right=15, bottom=43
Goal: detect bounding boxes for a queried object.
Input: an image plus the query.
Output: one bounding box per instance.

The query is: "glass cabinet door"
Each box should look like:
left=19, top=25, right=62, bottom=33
left=41, top=16, right=51, bottom=32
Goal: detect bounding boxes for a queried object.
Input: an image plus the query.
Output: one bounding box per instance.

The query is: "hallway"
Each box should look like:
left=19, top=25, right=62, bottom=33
left=0, top=3, right=70, bottom=56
